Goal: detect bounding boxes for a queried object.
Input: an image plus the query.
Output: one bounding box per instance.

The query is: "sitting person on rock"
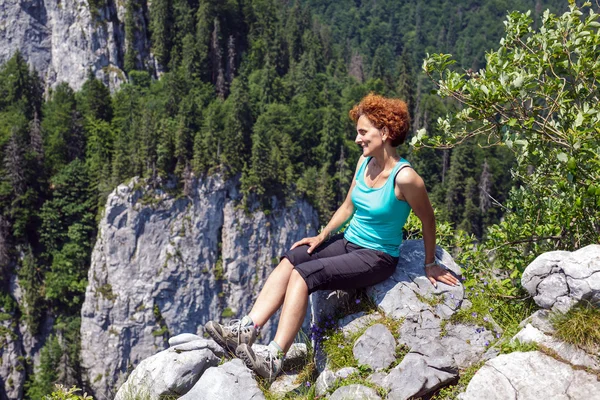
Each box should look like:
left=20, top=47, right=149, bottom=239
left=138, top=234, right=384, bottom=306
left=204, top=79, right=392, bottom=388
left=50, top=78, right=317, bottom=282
left=205, top=93, right=459, bottom=381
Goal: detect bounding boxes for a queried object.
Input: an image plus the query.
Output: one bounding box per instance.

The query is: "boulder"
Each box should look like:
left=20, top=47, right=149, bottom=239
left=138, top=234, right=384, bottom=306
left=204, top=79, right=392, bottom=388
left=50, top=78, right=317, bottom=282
left=383, top=351, right=456, bottom=400
left=329, top=384, right=382, bottom=400
left=180, top=359, right=265, bottom=400
left=461, top=351, right=600, bottom=400
left=315, top=367, right=360, bottom=397
left=353, top=324, right=396, bottom=371
left=513, top=324, right=600, bottom=372
left=114, top=339, right=221, bottom=399
left=522, top=245, right=600, bottom=312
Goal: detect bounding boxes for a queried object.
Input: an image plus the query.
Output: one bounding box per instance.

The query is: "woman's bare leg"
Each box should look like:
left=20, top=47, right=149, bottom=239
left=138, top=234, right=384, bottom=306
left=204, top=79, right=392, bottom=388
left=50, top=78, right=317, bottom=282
left=273, top=269, right=309, bottom=353
left=248, top=258, right=295, bottom=326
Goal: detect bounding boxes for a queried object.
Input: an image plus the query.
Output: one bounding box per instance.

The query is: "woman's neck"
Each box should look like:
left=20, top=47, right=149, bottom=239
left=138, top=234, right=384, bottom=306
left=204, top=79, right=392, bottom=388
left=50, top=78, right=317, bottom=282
left=370, top=147, right=399, bottom=170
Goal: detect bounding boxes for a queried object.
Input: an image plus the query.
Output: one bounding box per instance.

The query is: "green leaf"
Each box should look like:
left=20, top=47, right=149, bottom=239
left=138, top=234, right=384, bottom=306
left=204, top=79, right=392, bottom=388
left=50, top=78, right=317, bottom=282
left=574, top=112, right=584, bottom=128
left=557, top=152, right=568, bottom=162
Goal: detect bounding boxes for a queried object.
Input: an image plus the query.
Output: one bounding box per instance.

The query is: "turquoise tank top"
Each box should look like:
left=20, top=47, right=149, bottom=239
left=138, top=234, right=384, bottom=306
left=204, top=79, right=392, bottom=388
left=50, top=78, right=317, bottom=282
left=344, top=157, right=412, bottom=257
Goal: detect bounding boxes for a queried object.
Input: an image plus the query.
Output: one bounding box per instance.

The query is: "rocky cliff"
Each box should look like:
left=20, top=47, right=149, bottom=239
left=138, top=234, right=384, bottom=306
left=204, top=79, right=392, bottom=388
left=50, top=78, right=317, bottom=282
left=79, top=176, right=318, bottom=399
left=0, top=0, right=153, bottom=91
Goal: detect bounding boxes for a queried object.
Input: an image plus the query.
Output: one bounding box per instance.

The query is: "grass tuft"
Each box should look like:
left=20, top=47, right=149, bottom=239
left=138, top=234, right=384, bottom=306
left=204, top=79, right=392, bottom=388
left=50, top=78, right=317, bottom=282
left=551, top=300, right=600, bottom=353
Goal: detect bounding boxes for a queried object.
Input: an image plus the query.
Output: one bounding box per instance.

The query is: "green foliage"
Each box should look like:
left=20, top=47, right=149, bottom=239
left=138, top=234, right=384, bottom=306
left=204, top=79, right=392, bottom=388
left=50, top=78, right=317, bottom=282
left=25, top=335, right=63, bottom=398
left=44, top=384, right=93, bottom=400
left=500, top=339, right=539, bottom=354
left=40, top=160, right=96, bottom=311
left=221, top=307, right=234, bottom=318
left=417, top=3, right=600, bottom=283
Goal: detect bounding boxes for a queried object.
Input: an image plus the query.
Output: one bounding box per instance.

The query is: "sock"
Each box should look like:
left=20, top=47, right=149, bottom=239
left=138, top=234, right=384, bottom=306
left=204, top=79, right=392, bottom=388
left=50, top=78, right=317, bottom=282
left=268, top=340, right=285, bottom=359
left=240, top=315, right=254, bottom=328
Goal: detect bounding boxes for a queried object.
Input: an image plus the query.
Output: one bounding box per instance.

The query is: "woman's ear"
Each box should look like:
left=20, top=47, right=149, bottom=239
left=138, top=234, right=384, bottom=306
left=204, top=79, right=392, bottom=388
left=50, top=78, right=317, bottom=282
left=382, top=126, right=389, bottom=141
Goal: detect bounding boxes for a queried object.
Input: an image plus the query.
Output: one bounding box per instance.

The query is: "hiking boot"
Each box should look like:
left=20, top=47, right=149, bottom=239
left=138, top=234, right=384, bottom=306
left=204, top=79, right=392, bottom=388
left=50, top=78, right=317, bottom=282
left=204, top=319, right=257, bottom=354
left=236, top=343, right=283, bottom=382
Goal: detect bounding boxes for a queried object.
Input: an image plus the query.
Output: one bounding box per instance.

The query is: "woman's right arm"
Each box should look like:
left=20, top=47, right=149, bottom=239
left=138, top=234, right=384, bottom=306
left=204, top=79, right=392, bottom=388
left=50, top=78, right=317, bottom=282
left=291, top=155, right=365, bottom=253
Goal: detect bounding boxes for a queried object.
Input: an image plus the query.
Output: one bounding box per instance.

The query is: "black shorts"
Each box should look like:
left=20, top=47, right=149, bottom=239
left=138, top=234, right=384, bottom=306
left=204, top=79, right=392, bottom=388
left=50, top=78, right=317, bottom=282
left=282, top=234, right=399, bottom=294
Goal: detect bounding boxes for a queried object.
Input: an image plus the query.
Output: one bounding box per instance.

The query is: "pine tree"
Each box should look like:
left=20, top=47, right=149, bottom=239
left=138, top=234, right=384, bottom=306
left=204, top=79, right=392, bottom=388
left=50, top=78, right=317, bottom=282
left=42, top=83, right=78, bottom=174
left=78, top=70, right=113, bottom=122
left=220, top=75, right=252, bottom=175
left=150, top=0, right=173, bottom=69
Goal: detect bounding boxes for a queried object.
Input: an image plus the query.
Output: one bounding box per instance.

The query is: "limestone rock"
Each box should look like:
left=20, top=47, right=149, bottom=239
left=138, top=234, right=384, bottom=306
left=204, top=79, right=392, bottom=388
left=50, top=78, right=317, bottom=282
left=80, top=176, right=317, bottom=399
left=180, top=359, right=265, bottom=400
left=329, top=384, right=382, bottom=400
left=384, top=352, right=456, bottom=400
left=368, top=240, right=463, bottom=321
left=0, top=317, right=24, bottom=400
left=114, top=338, right=220, bottom=400
left=462, top=351, right=600, bottom=400
left=315, top=367, right=359, bottom=396
left=269, top=372, right=302, bottom=398
left=522, top=245, right=600, bottom=312
left=0, top=0, right=154, bottom=92
left=168, top=333, right=204, bottom=347
left=353, top=324, right=396, bottom=371
left=513, top=324, right=600, bottom=372
left=340, top=312, right=382, bottom=338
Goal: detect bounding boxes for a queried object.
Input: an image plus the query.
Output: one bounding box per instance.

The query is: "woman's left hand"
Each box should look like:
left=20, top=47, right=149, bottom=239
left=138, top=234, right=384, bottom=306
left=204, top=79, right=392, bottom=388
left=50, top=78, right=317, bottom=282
left=425, top=264, right=460, bottom=288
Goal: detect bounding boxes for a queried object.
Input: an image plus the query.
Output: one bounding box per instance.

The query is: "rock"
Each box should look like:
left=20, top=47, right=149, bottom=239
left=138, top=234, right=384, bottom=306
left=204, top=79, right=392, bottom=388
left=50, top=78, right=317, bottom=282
left=114, top=338, right=220, bottom=399
left=368, top=240, right=463, bottom=321
left=368, top=371, right=387, bottom=387
left=522, top=245, right=600, bottom=312
left=0, top=0, right=154, bottom=92
left=513, top=324, right=600, bottom=372
left=168, top=333, right=203, bottom=347
left=353, top=324, right=396, bottom=371
left=335, top=367, right=358, bottom=379
left=384, top=352, right=456, bottom=400
left=269, top=372, right=303, bottom=398
left=329, top=384, right=382, bottom=400
left=315, top=367, right=360, bottom=397
left=315, top=370, right=336, bottom=396
left=462, top=351, right=600, bottom=400
left=0, top=316, right=24, bottom=400
left=180, top=359, right=265, bottom=400
left=339, top=312, right=382, bottom=338
left=80, top=176, right=318, bottom=398
left=519, top=309, right=555, bottom=334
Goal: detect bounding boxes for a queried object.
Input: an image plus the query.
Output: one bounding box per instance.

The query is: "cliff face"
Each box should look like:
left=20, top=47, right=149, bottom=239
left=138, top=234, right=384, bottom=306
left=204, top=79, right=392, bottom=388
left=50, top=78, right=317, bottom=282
left=0, top=0, right=153, bottom=91
left=79, top=176, right=318, bottom=399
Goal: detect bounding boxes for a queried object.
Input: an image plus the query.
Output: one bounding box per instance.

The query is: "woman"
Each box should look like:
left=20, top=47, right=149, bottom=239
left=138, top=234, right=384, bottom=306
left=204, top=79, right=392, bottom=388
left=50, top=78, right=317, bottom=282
left=205, top=93, right=459, bottom=381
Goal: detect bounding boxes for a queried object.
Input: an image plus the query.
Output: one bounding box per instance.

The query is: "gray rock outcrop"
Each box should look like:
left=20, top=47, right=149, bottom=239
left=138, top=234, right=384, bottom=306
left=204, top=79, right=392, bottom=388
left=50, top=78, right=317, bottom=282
left=114, top=338, right=223, bottom=400
left=522, top=244, right=600, bottom=312
left=0, top=0, right=153, bottom=92
left=353, top=324, right=396, bottom=371
left=315, top=241, right=495, bottom=399
left=329, top=384, right=382, bottom=400
left=80, top=176, right=318, bottom=399
left=461, top=351, right=600, bottom=400
left=180, top=359, right=265, bottom=400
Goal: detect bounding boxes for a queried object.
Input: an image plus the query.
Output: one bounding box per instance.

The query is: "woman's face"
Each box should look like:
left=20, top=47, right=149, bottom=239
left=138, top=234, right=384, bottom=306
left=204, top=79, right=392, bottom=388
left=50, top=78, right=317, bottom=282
left=355, top=114, right=386, bottom=156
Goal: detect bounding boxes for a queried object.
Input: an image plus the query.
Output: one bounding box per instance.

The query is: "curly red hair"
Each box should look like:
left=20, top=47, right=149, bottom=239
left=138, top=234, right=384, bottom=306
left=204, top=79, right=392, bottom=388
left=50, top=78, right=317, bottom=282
left=349, top=93, right=410, bottom=147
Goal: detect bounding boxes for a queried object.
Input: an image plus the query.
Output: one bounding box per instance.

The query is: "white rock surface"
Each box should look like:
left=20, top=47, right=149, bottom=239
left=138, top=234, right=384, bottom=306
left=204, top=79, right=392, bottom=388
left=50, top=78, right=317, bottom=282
left=513, top=324, right=600, bottom=372
left=522, top=245, right=600, bottom=312
left=0, top=0, right=153, bottom=92
left=180, top=359, right=265, bottom=400
left=80, top=176, right=317, bottom=399
left=114, top=339, right=222, bottom=400
left=462, top=351, right=600, bottom=400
